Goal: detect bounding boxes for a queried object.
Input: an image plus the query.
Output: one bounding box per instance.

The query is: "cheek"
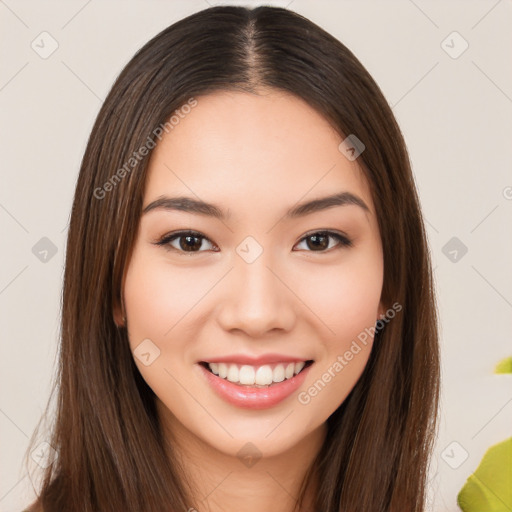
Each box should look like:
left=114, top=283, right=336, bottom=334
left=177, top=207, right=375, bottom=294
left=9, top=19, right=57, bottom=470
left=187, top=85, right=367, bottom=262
left=122, top=250, right=210, bottom=408
left=123, top=252, right=209, bottom=346
left=300, top=250, right=383, bottom=409
left=296, top=250, right=384, bottom=342
left=294, top=258, right=382, bottom=413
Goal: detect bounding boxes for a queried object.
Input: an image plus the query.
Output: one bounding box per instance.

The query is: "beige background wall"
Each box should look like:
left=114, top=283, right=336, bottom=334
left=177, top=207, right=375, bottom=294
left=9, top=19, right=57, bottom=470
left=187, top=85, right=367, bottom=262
left=1, top=1, right=511, bottom=510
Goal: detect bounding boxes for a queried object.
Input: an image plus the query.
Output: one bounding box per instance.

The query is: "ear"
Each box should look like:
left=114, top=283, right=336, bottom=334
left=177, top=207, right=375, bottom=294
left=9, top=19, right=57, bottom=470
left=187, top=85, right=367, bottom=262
left=377, top=300, right=387, bottom=321
left=113, top=297, right=125, bottom=327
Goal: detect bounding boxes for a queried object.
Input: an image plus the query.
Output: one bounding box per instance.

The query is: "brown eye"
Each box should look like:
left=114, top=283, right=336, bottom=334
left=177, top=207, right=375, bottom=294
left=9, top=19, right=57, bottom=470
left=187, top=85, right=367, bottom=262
left=295, top=231, right=352, bottom=252
left=177, top=234, right=204, bottom=252
left=155, top=231, right=217, bottom=254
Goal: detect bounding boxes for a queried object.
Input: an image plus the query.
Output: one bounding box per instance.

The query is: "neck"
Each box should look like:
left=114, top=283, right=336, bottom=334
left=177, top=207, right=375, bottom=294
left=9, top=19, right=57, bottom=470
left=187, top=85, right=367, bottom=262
left=158, top=404, right=326, bottom=512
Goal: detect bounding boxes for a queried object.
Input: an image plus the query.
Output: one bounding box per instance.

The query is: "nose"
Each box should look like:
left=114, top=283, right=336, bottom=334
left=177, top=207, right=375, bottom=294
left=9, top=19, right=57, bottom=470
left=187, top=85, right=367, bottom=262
left=216, top=252, right=296, bottom=338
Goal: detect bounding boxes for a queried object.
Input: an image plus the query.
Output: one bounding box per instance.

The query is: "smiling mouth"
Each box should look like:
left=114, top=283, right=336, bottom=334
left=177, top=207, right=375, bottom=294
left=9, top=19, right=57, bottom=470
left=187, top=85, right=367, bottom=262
left=199, top=360, right=314, bottom=388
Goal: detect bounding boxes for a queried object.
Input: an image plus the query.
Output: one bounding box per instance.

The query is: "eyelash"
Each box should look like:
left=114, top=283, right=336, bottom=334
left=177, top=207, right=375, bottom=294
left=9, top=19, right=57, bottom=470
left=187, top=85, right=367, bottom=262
left=154, top=229, right=353, bottom=255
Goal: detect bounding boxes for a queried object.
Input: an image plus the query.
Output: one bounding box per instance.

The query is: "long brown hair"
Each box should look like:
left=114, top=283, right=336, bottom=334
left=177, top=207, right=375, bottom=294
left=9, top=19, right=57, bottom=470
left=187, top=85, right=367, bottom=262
left=23, top=5, right=439, bottom=512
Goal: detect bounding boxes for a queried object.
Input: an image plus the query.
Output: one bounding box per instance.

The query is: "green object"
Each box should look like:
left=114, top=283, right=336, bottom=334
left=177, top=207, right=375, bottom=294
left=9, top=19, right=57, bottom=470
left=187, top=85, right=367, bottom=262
left=457, top=437, right=512, bottom=511
left=494, top=357, right=512, bottom=374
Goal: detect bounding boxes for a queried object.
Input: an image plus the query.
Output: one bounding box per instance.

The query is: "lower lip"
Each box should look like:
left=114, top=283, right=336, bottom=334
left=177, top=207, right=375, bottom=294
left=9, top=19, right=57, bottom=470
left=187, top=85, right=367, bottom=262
left=198, top=363, right=313, bottom=410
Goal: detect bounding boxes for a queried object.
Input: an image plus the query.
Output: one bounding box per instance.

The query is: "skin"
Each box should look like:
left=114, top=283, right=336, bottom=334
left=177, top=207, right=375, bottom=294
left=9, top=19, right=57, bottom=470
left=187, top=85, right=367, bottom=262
left=114, top=88, right=385, bottom=512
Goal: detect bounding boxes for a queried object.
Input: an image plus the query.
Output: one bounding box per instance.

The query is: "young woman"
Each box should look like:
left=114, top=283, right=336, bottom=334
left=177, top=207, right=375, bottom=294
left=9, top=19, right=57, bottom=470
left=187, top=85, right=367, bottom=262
left=23, top=5, right=439, bottom=512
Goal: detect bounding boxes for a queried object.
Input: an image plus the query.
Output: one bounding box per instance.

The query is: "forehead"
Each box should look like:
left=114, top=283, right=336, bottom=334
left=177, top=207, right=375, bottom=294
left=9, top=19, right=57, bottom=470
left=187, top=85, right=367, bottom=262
left=144, top=89, right=375, bottom=217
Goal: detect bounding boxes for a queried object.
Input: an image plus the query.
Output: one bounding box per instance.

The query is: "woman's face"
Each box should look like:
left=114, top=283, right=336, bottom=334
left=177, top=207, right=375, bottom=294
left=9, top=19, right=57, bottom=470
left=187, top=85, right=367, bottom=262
left=117, top=89, right=384, bottom=459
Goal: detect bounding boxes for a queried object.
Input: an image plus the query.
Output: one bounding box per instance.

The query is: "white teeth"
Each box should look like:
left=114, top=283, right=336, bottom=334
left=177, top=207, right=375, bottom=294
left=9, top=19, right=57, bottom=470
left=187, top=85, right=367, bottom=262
left=218, top=363, right=228, bottom=378
left=227, top=364, right=239, bottom=383
left=206, top=360, right=309, bottom=385
left=285, top=362, right=294, bottom=379
left=255, top=365, right=273, bottom=385
left=272, top=364, right=285, bottom=383
left=239, top=365, right=255, bottom=385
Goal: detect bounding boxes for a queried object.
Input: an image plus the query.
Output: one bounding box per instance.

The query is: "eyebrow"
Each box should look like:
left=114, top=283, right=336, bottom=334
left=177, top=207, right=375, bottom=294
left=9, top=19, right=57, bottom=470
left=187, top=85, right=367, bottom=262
left=142, top=191, right=370, bottom=219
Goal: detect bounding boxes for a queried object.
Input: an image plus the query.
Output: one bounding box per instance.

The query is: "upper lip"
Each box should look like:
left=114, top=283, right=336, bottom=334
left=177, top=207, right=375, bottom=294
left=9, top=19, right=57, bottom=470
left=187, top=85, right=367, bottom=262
left=200, top=353, right=312, bottom=366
